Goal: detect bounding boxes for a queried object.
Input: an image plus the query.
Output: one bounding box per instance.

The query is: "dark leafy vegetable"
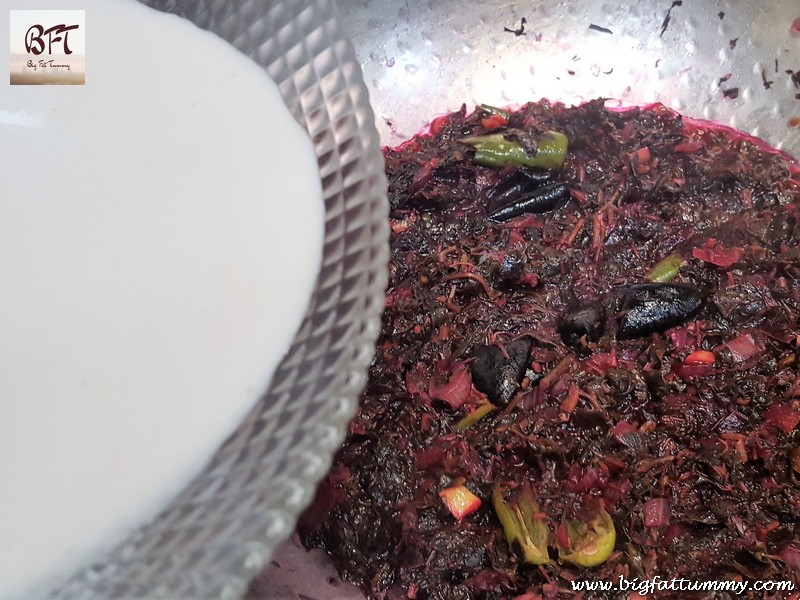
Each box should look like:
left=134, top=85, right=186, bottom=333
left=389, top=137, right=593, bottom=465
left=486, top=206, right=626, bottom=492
left=296, top=99, right=800, bottom=600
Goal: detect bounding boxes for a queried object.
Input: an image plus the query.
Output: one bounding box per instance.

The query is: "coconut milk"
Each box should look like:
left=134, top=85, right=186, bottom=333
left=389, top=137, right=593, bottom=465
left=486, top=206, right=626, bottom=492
left=0, top=1, right=323, bottom=596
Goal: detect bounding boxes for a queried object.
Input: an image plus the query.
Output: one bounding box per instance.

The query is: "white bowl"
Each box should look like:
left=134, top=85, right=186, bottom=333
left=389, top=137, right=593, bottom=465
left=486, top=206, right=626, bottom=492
left=49, top=1, right=389, bottom=597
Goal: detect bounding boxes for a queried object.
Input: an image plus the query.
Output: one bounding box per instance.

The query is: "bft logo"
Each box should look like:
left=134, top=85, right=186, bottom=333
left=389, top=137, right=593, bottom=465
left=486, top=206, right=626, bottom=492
left=10, top=10, right=86, bottom=85
left=25, top=23, right=80, bottom=56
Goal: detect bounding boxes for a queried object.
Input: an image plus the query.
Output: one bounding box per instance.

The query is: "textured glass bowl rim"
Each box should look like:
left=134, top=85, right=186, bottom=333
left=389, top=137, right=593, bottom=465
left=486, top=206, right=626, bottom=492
left=49, top=1, right=388, bottom=598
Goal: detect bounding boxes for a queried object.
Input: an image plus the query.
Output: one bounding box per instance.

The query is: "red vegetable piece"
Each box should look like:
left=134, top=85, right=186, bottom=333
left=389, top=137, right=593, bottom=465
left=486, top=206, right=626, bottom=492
left=668, top=326, right=691, bottom=352
left=672, top=361, right=714, bottom=380
left=603, top=478, right=633, bottom=508
left=428, top=367, right=472, bottom=409
left=555, top=522, right=572, bottom=549
left=792, top=16, right=800, bottom=34
left=542, top=583, right=559, bottom=598
left=692, top=238, right=742, bottom=268
left=662, top=521, right=690, bottom=546
left=603, top=457, right=628, bottom=471
left=429, top=114, right=450, bottom=136
left=385, top=286, right=412, bottom=309
left=404, top=363, right=430, bottom=399
left=642, top=498, right=671, bottom=527
left=566, top=464, right=602, bottom=493
left=780, top=543, right=800, bottom=570
left=390, top=219, right=409, bottom=234
left=725, top=332, right=764, bottom=362
left=584, top=349, right=618, bottom=375
left=519, top=272, right=539, bottom=287
left=764, top=402, right=800, bottom=434
left=611, top=420, right=635, bottom=442
left=464, top=570, right=512, bottom=592
left=415, top=446, right=446, bottom=470
left=508, top=230, right=526, bottom=245
left=619, top=121, right=636, bottom=141
left=410, top=157, right=440, bottom=194
left=560, top=384, right=580, bottom=414
left=570, top=188, right=586, bottom=203
left=439, top=484, right=481, bottom=520
left=631, top=146, right=651, bottom=174
left=684, top=350, right=715, bottom=365
left=390, top=212, right=418, bottom=235
left=481, top=114, right=508, bottom=130
left=674, top=141, right=704, bottom=153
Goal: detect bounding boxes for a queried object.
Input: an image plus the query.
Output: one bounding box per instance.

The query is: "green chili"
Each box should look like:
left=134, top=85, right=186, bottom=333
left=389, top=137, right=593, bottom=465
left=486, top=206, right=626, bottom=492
left=491, top=484, right=550, bottom=564
left=455, top=402, right=497, bottom=431
left=646, top=254, right=685, bottom=283
left=461, top=131, right=569, bottom=169
left=556, top=508, right=616, bottom=567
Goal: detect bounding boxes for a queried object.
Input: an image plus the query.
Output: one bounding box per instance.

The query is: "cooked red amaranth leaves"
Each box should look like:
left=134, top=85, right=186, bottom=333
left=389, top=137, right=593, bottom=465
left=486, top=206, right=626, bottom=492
left=299, top=99, right=800, bottom=599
